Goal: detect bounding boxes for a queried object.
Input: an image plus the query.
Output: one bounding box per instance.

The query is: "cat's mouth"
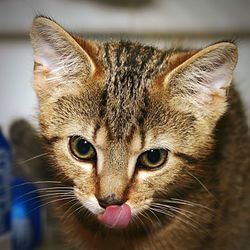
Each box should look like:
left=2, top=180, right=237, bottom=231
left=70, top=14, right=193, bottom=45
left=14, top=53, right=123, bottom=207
left=75, top=192, right=133, bottom=229
left=96, top=204, right=132, bottom=229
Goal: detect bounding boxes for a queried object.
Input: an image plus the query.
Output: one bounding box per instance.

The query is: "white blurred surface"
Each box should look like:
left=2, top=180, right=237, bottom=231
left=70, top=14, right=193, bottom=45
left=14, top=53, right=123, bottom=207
left=0, top=0, right=250, bottom=34
left=0, top=41, right=37, bottom=135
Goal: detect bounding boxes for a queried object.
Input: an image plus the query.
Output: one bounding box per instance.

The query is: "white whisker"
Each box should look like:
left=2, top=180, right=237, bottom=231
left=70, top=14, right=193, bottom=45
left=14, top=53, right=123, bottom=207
left=184, top=169, right=216, bottom=200
left=18, top=153, right=49, bottom=164
left=65, top=204, right=84, bottom=221
left=169, top=198, right=214, bottom=212
left=150, top=206, right=200, bottom=231
left=62, top=200, right=81, bottom=219
left=27, top=196, right=76, bottom=215
left=9, top=180, right=62, bottom=190
left=13, top=186, right=74, bottom=203
left=19, top=192, right=75, bottom=206
left=152, top=202, right=201, bottom=218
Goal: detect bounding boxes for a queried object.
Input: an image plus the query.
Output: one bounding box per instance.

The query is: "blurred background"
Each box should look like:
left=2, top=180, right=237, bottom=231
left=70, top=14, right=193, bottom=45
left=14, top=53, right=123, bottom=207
left=0, top=0, right=249, bottom=249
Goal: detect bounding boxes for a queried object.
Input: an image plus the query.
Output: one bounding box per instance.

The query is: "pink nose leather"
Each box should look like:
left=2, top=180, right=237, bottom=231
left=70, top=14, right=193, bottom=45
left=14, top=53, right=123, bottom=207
left=97, top=204, right=131, bottom=229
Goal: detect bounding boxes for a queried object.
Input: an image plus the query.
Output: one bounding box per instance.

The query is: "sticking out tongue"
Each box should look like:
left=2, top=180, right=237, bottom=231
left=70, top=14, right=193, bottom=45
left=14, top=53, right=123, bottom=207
left=97, top=204, right=131, bottom=229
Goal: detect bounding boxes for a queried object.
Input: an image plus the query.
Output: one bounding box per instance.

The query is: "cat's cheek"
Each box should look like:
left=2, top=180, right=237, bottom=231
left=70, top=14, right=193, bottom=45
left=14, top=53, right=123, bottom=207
left=126, top=156, right=184, bottom=215
left=74, top=192, right=104, bottom=215
left=126, top=199, right=153, bottom=216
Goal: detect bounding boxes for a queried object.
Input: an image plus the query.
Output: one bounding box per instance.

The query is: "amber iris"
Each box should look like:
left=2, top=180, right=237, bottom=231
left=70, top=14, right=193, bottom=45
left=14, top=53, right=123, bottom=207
left=137, top=149, right=168, bottom=169
left=69, top=136, right=96, bottom=161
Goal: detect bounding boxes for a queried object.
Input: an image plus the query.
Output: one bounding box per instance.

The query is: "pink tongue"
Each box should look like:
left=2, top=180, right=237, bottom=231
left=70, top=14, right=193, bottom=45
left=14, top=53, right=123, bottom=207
left=97, top=204, right=131, bottom=229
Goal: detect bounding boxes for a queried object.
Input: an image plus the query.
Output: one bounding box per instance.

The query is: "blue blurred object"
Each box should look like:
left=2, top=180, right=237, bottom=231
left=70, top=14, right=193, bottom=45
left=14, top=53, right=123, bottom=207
left=0, top=128, right=11, bottom=236
left=11, top=177, right=42, bottom=250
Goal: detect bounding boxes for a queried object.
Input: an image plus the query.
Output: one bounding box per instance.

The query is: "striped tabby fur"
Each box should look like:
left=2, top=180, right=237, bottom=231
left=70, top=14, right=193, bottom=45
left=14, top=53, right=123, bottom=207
left=30, top=16, right=250, bottom=250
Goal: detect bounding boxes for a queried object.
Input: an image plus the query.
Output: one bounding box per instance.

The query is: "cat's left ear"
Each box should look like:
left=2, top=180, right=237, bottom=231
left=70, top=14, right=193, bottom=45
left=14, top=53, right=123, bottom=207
left=30, top=16, right=96, bottom=100
left=164, top=42, right=238, bottom=120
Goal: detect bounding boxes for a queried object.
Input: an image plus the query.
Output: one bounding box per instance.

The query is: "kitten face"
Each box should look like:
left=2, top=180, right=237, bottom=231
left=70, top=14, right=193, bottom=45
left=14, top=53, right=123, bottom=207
left=31, top=17, right=237, bottom=233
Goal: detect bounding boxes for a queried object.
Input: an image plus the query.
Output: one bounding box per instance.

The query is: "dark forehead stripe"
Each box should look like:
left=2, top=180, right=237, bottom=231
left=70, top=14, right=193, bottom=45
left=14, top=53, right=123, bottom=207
left=42, top=135, right=61, bottom=145
left=175, top=152, right=199, bottom=165
left=100, top=41, right=169, bottom=140
left=99, top=86, right=108, bottom=119
left=92, top=124, right=101, bottom=143
left=104, top=43, right=112, bottom=80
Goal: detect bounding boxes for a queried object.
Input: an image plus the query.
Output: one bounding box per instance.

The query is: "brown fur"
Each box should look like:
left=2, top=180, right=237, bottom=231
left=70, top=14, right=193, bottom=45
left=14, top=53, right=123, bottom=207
left=30, top=16, right=250, bottom=250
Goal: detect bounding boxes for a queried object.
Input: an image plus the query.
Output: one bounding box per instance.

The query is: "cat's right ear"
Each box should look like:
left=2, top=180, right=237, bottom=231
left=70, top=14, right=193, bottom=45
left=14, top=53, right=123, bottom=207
left=163, top=42, right=237, bottom=122
left=30, top=16, right=95, bottom=100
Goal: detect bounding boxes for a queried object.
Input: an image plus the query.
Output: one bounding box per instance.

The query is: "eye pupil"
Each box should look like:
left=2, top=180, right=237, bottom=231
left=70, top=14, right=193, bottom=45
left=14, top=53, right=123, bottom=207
left=147, top=150, right=161, bottom=164
left=76, top=139, right=91, bottom=155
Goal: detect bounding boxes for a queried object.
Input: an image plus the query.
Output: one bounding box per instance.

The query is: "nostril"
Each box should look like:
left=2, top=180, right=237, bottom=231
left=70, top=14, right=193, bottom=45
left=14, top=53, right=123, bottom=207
left=98, top=199, right=109, bottom=208
left=98, top=196, right=124, bottom=209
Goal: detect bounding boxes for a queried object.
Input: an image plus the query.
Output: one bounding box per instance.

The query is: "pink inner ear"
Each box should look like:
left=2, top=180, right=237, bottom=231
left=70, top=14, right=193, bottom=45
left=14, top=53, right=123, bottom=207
left=34, top=42, right=60, bottom=72
left=206, top=66, right=232, bottom=98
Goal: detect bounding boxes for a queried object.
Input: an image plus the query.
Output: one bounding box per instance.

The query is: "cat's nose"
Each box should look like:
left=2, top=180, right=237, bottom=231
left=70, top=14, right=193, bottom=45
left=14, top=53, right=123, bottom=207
left=98, top=195, right=124, bottom=208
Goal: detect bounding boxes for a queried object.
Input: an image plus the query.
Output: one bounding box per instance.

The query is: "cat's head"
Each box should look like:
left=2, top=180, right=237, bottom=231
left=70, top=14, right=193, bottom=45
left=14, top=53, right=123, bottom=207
left=30, top=17, right=237, bottom=233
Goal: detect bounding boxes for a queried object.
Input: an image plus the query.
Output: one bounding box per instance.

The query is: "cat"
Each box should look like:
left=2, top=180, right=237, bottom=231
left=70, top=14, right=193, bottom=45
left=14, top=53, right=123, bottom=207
left=30, top=16, right=250, bottom=250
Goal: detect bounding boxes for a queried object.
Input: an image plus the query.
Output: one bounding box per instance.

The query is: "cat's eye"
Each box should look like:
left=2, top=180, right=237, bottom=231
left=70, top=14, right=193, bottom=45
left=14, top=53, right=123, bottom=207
left=69, top=136, right=96, bottom=161
left=137, top=149, right=168, bottom=170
